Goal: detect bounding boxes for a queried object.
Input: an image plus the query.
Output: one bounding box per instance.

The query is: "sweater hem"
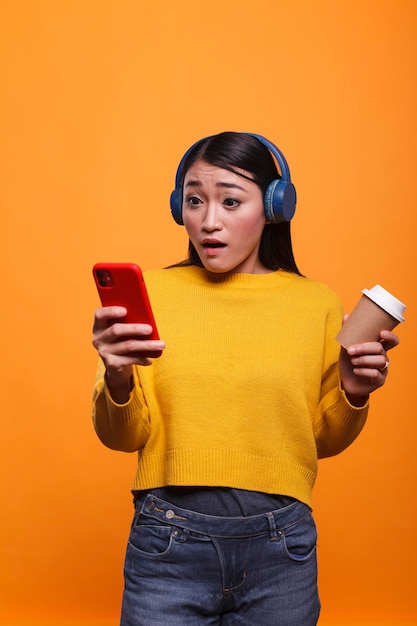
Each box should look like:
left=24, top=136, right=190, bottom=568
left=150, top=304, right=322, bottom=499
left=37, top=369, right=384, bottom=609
left=130, top=449, right=317, bottom=508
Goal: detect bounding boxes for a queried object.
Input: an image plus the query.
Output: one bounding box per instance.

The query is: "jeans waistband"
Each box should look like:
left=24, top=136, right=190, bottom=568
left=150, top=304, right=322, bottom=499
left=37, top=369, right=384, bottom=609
left=137, top=493, right=311, bottom=539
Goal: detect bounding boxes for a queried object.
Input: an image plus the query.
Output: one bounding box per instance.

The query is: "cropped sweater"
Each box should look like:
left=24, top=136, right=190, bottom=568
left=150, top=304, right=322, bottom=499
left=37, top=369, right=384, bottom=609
left=92, top=266, right=369, bottom=507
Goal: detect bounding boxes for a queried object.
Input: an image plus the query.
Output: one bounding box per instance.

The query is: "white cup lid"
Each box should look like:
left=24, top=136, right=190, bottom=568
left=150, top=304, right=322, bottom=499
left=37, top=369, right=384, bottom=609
left=362, top=284, right=406, bottom=323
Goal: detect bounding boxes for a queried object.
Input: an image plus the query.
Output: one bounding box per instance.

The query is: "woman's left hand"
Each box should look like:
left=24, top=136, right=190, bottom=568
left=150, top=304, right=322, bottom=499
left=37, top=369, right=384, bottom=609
left=339, top=329, right=400, bottom=406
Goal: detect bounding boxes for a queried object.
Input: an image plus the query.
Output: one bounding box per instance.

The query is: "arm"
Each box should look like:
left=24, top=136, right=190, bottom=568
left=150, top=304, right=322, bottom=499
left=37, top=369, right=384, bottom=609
left=91, top=306, right=165, bottom=451
left=314, top=316, right=400, bottom=458
left=314, top=363, right=370, bottom=458
left=312, top=299, right=369, bottom=458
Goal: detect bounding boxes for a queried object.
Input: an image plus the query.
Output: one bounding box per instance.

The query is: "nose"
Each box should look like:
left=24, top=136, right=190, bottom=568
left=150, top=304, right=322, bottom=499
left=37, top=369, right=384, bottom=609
left=201, top=202, right=222, bottom=232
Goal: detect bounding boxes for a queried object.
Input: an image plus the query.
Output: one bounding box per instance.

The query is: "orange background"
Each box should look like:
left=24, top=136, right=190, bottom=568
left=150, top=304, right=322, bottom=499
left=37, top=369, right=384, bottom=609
left=1, top=1, right=416, bottom=624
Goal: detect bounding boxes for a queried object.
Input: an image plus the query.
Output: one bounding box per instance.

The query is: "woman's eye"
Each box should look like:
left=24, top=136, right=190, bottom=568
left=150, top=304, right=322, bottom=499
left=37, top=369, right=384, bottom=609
left=186, top=196, right=202, bottom=207
left=223, top=198, right=240, bottom=208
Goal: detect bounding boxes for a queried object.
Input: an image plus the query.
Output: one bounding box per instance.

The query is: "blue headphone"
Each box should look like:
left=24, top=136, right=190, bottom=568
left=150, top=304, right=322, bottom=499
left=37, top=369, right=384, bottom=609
left=170, top=133, right=297, bottom=225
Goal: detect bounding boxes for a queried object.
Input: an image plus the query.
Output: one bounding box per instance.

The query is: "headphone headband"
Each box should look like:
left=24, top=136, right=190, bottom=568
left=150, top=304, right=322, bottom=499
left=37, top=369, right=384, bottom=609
left=170, top=132, right=296, bottom=225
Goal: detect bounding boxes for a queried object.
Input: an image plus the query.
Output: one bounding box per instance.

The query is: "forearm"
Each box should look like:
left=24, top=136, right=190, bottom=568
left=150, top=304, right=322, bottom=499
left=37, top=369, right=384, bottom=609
left=105, top=366, right=133, bottom=404
left=92, top=364, right=151, bottom=452
left=314, top=384, right=369, bottom=458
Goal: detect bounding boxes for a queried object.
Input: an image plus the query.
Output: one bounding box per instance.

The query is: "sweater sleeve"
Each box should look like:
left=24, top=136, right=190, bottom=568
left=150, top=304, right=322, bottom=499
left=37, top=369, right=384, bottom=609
left=92, top=360, right=151, bottom=452
left=313, top=293, right=369, bottom=459
left=313, top=364, right=369, bottom=458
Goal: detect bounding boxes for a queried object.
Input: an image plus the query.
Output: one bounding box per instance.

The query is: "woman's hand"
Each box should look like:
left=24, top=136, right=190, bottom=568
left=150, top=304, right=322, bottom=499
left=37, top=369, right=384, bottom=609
left=339, top=328, right=400, bottom=407
left=92, top=306, right=165, bottom=403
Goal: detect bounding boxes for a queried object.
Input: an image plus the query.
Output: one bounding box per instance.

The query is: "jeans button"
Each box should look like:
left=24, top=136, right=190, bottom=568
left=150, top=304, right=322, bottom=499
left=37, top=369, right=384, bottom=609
left=165, top=509, right=175, bottom=519
left=147, top=501, right=156, bottom=511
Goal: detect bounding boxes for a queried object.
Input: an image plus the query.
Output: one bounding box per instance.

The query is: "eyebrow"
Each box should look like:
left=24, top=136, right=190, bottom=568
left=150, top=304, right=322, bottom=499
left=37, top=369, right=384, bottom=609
left=184, top=180, right=246, bottom=191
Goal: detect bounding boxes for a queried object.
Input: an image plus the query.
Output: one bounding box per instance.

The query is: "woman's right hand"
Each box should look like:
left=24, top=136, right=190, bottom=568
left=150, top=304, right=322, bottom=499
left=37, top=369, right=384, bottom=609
left=92, top=306, right=165, bottom=403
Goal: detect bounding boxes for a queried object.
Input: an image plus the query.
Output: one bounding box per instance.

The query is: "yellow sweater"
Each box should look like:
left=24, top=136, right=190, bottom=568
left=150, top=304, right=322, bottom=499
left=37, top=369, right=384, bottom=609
left=92, top=266, right=368, bottom=507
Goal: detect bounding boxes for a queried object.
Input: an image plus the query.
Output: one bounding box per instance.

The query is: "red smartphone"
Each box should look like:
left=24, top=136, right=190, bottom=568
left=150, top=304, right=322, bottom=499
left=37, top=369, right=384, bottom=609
left=92, top=263, right=160, bottom=340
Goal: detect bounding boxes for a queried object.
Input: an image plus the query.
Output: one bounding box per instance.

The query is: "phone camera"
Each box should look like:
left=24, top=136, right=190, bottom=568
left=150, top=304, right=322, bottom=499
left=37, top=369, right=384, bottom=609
left=96, top=269, right=113, bottom=288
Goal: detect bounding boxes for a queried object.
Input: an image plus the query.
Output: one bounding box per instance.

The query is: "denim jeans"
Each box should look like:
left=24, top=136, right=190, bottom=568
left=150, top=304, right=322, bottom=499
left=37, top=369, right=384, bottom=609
left=121, top=494, right=320, bottom=625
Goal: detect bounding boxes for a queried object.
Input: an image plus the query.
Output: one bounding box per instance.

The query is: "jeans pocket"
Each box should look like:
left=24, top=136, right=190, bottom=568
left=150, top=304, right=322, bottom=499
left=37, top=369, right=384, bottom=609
left=281, top=511, right=317, bottom=562
left=128, top=520, right=174, bottom=557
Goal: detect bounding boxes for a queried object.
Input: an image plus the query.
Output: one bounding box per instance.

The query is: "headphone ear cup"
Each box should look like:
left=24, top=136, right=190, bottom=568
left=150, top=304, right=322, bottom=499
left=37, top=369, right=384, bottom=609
left=170, top=188, right=184, bottom=225
left=264, top=179, right=297, bottom=223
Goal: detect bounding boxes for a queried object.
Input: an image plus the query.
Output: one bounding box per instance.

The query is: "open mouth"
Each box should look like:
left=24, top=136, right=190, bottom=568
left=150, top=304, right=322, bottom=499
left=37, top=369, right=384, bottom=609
left=202, top=241, right=227, bottom=256
left=203, top=242, right=227, bottom=249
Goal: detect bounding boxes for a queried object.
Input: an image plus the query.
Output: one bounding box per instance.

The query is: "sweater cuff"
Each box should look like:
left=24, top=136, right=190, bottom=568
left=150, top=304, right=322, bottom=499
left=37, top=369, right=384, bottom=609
left=329, top=383, right=369, bottom=433
left=102, top=367, right=148, bottom=425
left=339, top=383, right=370, bottom=410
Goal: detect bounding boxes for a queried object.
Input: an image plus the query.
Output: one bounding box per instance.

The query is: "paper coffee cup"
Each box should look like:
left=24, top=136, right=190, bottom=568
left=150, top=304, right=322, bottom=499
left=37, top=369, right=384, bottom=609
left=336, top=284, right=406, bottom=349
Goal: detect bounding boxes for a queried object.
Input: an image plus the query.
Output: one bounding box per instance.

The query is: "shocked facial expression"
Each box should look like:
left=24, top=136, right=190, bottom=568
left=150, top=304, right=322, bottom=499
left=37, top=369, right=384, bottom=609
left=182, top=160, right=269, bottom=274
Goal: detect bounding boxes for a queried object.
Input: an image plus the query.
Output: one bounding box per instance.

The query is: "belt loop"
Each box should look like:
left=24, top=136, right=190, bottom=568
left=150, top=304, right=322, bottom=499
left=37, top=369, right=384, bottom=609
left=266, top=511, right=278, bottom=541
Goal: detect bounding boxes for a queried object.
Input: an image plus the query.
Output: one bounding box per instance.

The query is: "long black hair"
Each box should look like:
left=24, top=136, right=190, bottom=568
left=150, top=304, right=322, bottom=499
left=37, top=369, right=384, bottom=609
left=172, top=131, right=302, bottom=275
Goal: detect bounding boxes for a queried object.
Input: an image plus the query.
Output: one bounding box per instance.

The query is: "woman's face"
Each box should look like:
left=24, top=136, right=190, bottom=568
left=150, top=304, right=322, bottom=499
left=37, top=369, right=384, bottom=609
left=182, top=159, right=269, bottom=274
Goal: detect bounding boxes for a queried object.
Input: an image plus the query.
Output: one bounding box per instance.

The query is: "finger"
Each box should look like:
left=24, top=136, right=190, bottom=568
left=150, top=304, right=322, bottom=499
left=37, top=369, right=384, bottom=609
left=351, top=353, right=388, bottom=369
left=347, top=341, right=385, bottom=356
left=103, top=352, right=154, bottom=369
left=379, top=330, right=400, bottom=350
left=99, top=337, right=165, bottom=356
left=93, top=306, right=128, bottom=332
left=104, top=322, right=155, bottom=342
left=98, top=340, right=165, bottom=369
left=350, top=365, right=387, bottom=381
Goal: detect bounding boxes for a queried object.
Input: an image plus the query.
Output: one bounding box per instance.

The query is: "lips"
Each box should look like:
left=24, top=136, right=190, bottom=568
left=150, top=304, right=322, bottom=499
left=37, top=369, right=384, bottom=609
left=201, top=238, right=227, bottom=249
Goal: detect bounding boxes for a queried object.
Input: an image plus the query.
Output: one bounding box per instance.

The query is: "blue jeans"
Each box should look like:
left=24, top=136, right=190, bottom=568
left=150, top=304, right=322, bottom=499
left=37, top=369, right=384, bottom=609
left=121, top=494, right=320, bottom=625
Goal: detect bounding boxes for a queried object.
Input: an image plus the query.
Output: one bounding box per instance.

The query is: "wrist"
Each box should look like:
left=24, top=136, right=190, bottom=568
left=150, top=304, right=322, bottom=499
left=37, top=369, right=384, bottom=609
left=105, top=366, right=133, bottom=404
left=343, top=389, right=369, bottom=408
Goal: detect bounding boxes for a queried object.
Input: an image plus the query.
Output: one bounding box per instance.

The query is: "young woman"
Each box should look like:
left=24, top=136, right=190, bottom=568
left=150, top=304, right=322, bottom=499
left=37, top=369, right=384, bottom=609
left=92, top=132, right=399, bottom=625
